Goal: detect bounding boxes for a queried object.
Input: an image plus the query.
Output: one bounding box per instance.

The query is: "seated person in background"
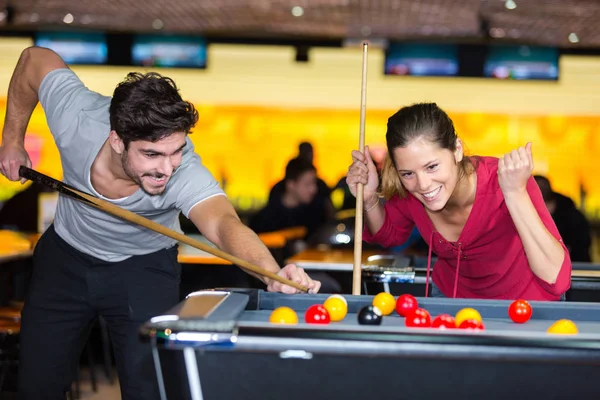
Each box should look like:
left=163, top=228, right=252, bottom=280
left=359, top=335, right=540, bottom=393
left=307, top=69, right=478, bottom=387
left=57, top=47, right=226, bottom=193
left=534, top=175, right=592, bottom=262
left=0, top=182, right=54, bottom=232
left=333, top=146, right=386, bottom=212
left=346, top=102, right=571, bottom=301
left=270, top=141, right=335, bottom=221
left=251, top=157, right=329, bottom=240
left=251, top=157, right=341, bottom=292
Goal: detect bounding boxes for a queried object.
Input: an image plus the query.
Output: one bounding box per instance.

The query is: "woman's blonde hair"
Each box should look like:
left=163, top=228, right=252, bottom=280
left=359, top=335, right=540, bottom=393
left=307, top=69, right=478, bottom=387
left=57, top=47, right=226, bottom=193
left=379, top=103, right=473, bottom=200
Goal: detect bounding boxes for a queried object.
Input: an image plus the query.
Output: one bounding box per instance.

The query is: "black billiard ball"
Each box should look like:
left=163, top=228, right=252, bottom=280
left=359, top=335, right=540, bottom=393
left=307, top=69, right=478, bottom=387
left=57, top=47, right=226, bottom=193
left=358, top=305, right=382, bottom=325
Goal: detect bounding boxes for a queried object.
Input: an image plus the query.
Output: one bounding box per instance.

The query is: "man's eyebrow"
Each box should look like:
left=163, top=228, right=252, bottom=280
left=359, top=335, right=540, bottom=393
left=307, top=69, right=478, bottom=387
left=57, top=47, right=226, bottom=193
left=139, top=143, right=186, bottom=156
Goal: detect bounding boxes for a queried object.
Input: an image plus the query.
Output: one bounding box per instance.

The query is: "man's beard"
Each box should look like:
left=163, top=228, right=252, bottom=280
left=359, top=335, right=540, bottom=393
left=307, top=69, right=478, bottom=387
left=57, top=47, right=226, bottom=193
left=120, top=151, right=167, bottom=197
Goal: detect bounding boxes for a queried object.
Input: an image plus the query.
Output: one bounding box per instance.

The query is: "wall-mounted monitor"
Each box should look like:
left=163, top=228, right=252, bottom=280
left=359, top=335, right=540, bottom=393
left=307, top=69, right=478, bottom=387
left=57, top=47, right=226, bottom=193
left=132, top=35, right=207, bottom=69
left=484, top=45, right=559, bottom=80
left=385, top=42, right=459, bottom=77
left=35, top=32, right=108, bottom=65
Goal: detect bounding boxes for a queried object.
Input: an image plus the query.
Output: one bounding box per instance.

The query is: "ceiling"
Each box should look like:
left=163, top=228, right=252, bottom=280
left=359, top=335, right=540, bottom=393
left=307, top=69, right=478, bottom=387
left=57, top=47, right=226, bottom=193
left=1, top=0, right=599, bottom=48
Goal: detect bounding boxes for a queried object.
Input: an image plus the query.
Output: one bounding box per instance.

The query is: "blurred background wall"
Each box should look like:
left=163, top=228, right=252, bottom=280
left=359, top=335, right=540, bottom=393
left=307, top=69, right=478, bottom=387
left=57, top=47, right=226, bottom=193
left=1, top=37, right=598, bottom=214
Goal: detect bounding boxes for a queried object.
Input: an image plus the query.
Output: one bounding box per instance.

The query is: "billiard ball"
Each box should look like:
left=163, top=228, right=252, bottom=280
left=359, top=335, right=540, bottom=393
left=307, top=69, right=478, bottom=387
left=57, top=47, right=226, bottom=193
left=357, top=305, right=383, bottom=325
left=508, top=299, right=532, bottom=324
left=431, top=314, right=456, bottom=329
left=396, top=294, right=418, bottom=317
left=269, top=306, right=298, bottom=324
left=405, top=308, right=432, bottom=328
left=372, top=292, right=395, bottom=316
left=305, top=304, right=331, bottom=324
left=458, top=319, right=485, bottom=330
left=327, top=294, right=348, bottom=306
left=323, top=296, right=348, bottom=322
left=547, top=319, right=578, bottom=335
left=455, top=307, right=482, bottom=328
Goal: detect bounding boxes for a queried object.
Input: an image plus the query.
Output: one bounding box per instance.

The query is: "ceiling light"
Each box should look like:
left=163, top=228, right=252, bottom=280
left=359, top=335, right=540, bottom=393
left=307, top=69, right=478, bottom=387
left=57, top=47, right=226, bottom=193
left=568, top=32, right=579, bottom=43
left=489, top=28, right=506, bottom=38
left=505, top=0, right=517, bottom=10
left=63, top=13, right=74, bottom=24
left=152, top=19, right=164, bottom=30
left=291, top=6, right=304, bottom=17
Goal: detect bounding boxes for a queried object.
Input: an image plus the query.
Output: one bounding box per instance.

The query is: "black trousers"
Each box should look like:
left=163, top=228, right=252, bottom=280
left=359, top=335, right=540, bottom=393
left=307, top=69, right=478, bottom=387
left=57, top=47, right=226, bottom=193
left=18, top=225, right=181, bottom=400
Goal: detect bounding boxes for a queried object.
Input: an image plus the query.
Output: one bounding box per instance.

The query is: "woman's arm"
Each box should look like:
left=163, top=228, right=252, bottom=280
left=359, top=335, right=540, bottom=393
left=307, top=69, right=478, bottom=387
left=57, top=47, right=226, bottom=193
left=347, top=147, right=416, bottom=247
left=347, top=147, right=386, bottom=234
left=499, top=143, right=569, bottom=285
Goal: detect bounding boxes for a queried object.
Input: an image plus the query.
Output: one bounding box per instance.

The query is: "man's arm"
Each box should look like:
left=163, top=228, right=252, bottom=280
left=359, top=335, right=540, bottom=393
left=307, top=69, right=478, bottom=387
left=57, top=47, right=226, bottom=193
left=0, top=47, right=67, bottom=181
left=4, top=47, right=67, bottom=144
left=189, top=195, right=280, bottom=281
left=188, top=195, right=321, bottom=293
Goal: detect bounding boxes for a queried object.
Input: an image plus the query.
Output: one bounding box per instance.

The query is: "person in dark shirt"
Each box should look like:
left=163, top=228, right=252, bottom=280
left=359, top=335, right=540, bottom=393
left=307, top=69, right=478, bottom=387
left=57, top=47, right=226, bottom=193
left=0, top=182, right=54, bottom=232
left=269, top=142, right=335, bottom=221
left=534, top=175, right=592, bottom=262
left=251, top=157, right=341, bottom=292
left=251, top=157, right=327, bottom=238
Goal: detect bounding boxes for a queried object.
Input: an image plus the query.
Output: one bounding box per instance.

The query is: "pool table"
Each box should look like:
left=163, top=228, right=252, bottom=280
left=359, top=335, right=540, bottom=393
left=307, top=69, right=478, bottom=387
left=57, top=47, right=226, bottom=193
left=141, top=289, right=600, bottom=400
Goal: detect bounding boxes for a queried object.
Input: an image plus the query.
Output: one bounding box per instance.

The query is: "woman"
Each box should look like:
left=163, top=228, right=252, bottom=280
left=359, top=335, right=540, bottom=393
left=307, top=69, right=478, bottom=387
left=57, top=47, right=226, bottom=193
left=346, top=103, right=570, bottom=300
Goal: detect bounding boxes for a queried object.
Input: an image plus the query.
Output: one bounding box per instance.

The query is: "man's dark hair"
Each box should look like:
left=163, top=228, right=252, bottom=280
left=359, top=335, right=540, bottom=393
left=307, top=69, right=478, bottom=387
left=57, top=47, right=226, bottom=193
left=533, top=175, right=555, bottom=203
left=109, top=72, right=198, bottom=148
left=285, top=157, right=316, bottom=182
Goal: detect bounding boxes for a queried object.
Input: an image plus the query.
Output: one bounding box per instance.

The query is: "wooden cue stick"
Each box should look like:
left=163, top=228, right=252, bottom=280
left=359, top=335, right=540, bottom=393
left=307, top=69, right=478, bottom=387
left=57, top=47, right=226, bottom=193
left=352, top=42, right=369, bottom=295
left=18, top=166, right=309, bottom=293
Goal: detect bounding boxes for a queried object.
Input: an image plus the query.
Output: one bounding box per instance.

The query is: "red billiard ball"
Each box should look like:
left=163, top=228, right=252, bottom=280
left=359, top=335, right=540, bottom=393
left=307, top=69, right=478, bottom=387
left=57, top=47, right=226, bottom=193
left=405, top=308, right=431, bottom=328
left=458, top=319, right=485, bottom=330
left=396, top=294, right=418, bottom=317
left=304, top=304, right=331, bottom=324
left=431, top=314, right=456, bottom=329
left=508, top=299, right=532, bottom=324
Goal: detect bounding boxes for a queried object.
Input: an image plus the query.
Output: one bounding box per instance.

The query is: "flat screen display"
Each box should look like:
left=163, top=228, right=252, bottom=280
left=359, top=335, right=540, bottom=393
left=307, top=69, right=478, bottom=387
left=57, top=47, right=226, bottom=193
left=484, top=45, right=559, bottom=80
left=132, top=35, right=207, bottom=68
left=35, top=32, right=108, bottom=65
left=385, top=43, right=459, bottom=77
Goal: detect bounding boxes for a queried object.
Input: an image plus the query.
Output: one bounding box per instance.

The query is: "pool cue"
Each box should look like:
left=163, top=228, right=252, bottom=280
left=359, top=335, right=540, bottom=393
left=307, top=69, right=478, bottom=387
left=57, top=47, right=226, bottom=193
left=352, top=41, right=369, bottom=296
left=18, top=166, right=310, bottom=293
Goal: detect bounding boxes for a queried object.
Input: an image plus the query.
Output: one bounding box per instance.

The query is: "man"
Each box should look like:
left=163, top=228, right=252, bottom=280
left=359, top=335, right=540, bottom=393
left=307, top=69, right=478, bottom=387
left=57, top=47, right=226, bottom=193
left=0, top=46, right=320, bottom=400
left=250, top=157, right=341, bottom=292
left=0, top=182, right=53, bottom=231
left=534, top=175, right=592, bottom=262
left=269, top=142, right=335, bottom=221
left=251, top=157, right=325, bottom=238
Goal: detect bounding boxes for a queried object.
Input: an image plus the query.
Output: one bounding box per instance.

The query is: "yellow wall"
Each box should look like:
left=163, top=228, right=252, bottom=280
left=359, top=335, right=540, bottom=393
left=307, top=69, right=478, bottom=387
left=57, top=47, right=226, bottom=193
left=1, top=37, right=600, bottom=214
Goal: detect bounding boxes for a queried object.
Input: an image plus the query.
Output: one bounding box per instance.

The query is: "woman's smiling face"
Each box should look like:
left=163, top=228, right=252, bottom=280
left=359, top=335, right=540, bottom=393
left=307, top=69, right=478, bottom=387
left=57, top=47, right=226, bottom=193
left=392, top=137, right=462, bottom=212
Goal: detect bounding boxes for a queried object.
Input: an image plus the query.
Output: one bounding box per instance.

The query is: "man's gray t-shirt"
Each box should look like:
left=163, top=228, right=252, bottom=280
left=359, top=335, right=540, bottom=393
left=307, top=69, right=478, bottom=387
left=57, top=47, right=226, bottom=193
left=38, top=68, right=225, bottom=262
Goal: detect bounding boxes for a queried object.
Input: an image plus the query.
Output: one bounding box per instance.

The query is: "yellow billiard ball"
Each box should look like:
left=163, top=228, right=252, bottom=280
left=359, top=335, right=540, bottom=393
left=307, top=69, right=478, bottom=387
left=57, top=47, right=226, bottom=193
left=547, top=319, right=578, bottom=335
left=372, top=292, right=396, bottom=316
left=455, top=308, right=482, bottom=328
left=327, top=294, right=348, bottom=306
left=323, top=296, right=348, bottom=322
left=269, top=306, right=298, bottom=324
